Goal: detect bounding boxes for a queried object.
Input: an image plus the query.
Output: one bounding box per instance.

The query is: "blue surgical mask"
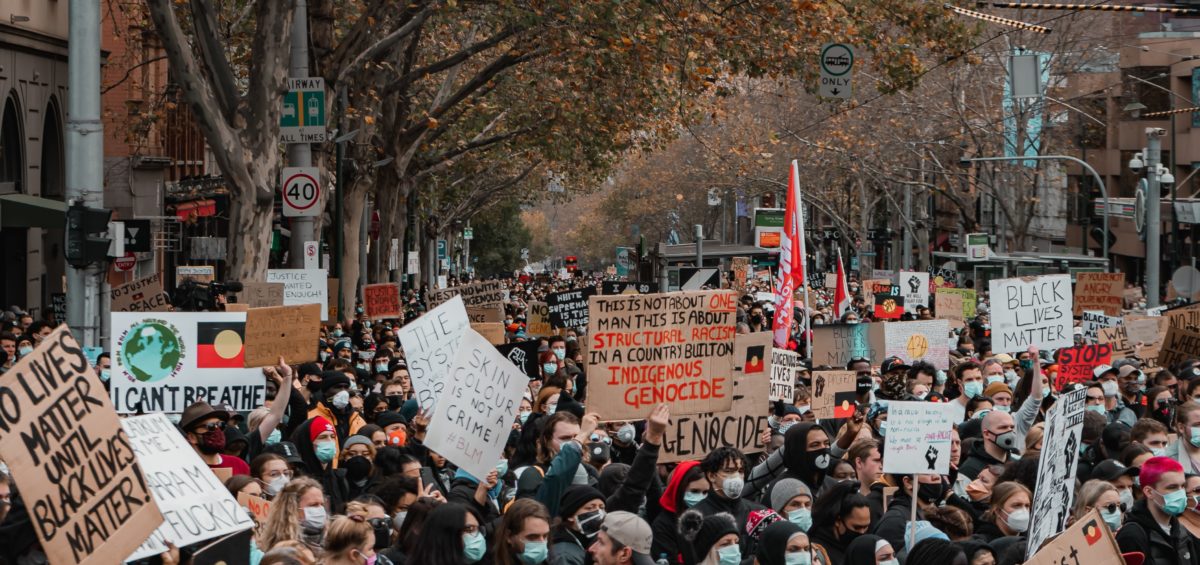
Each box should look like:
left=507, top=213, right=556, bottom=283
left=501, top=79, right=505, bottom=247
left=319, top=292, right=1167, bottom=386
left=785, top=552, right=812, bottom=565
left=995, top=405, right=1010, bottom=413
left=963, top=381, right=983, bottom=398
left=18, top=346, right=32, bottom=357
left=1158, top=488, right=1189, bottom=516
left=99, top=369, right=110, bottom=382
left=1042, top=387, right=1051, bottom=398
left=375, top=362, right=389, bottom=373
left=332, top=329, right=344, bottom=337
left=463, top=531, right=487, bottom=563
left=935, top=370, right=947, bottom=384
left=1101, top=507, right=1122, bottom=532
left=542, top=363, right=558, bottom=375
left=518, top=540, right=548, bottom=565
left=552, top=348, right=566, bottom=360
left=1086, top=404, right=1106, bottom=416
left=1190, top=427, right=1200, bottom=448
left=266, top=429, right=282, bottom=445
left=684, top=492, right=706, bottom=508
left=877, top=421, right=888, bottom=437
left=986, top=375, right=1004, bottom=385
left=717, top=545, right=742, bottom=565
left=788, top=508, right=812, bottom=532
left=519, top=410, right=531, bottom=424
left=315, top=440, right=337, bottom=463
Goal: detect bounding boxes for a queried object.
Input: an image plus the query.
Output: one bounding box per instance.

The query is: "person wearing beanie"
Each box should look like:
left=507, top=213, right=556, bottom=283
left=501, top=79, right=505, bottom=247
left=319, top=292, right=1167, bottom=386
left=288, top=416, right=351, bottom=514
left=374, top=410, right=407, bottom=437
left=755, top=521, right=818, bottom=565
left=307, top=370, right=366, bottom=444
left=550, top=485, right=606, bottom=565
left=678, top=511, right=740, bottom=565
left=653, top=461, right=708, bottom=564
left=769, top=478, right=814, bottom=532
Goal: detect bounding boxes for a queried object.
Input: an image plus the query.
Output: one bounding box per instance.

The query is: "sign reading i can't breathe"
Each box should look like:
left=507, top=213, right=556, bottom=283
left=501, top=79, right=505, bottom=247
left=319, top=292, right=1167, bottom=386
left=989, top=275, right=1073, bottom=353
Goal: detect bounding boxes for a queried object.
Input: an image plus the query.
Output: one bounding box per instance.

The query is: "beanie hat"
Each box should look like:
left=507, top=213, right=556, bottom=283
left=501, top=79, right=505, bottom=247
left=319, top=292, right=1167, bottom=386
left=680, top=511, right=739, bottom=561
left=375, top=410, right=407, bottom=429
left=745, top=508, right=782, bottom=542
left=400, top=398, right=420, bottom=422
left=768, top=478, right=812, bottom=513
left=332, top=339, right=353, bottom=354
left=559, top=485, right=604, bottom=518
left=320, top=371, right=351, bottom=394
left=309, top=416, right=335, bottom=443
left=983, top=382, right=1012, bottom=398
left=342, top=435, right=372, bottom=451
left=298, top=362, right=323, bottom=379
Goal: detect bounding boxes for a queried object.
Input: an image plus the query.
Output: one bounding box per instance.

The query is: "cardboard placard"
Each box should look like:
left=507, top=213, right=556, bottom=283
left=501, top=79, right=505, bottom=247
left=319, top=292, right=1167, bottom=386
left=882, top=401, right=954, bottom=475
left=1027, top=388, right=1089, bottom=557
left=363, top=283, right=401, bottom=320
left=1158, top=324, right=1200, bottom=370
left=1123, top=286, right=1144, bottom=308
left=111, top=273, right=172, bottom=312
left=526, top=301, right=552, bottom=336
left=586, top=290, right=737, bottom=421
left=883, top=319, right=951, bottom=369
left=769, top=348, right=801, bottom=403
left=236, top=282, right=284, bottom=308
left=937, top=287, right=977, bottom=318
left=547, top=287, right=597, bottom=330
left=1072, top=272, right=1125, bottom=316
left=601, top=281, right=659, bottom=295
left=1026, top=509, right=1121, bottom=564
left=397, top=296, right=470, bottom=410
left=0, top=326, right=162, bottom=565
left=238, top=492, right=272, bottom=523
left=731, top=257, right=750, bottom=293
left=177, top=265, right=215, bottom=286
left=327, top=278, right=340, bottom=322
left=1052, top=344, right=1113, bottom=388
left=1166, top=302, right=1200, bottom=331
left=265, top=268, right=328, bottom=321
left=810, top=370, right=857, bottom=419
left=928, top=267, right=959, bottom=291
left=1080, top=310, right=1120, bottom=342
left=989, top=275, right=1073, bottom=353
left=1126, top=315, right=1168, bottom=347
left=811, top=324, right=884, bottom=368
left=897, top=270, right=930, bottom=308
left=427, top=280, right=506, bottom=309
left=935, top=292, right=963, bottom=322
left=243, top=304, right=321, bottom=367
left=211, top=466, right=233, bottom=483
left=224, top=303, right=249, bottom=312
left=467, top=304, right=505, bottom=324
left=1098, top=325, right=1133, bottom=359
left=474, top=322, right=507, bottom=345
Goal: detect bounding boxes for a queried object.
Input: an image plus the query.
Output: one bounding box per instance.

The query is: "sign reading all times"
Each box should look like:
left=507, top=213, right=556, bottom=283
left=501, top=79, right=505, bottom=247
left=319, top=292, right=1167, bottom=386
left=280, top=77, right=327, bottom=143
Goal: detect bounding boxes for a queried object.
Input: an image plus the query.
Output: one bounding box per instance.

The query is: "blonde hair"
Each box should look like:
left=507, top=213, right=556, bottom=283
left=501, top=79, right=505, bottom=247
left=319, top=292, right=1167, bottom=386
left=247, top=407, right=271, bottom=434
left=258, top=477, right=323, bottom=550
left=1025, top=422, right=1045, bottom=453
left=324, top=502, right=374, bottom=558
left=1072, top=479, right=1117, bottom=522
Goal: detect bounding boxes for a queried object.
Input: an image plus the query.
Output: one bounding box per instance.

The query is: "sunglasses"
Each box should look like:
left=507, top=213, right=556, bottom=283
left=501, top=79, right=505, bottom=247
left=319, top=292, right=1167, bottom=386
left=1099, top=502, right=1126, bottom=514
left=195, top=421, right=226, bottom=433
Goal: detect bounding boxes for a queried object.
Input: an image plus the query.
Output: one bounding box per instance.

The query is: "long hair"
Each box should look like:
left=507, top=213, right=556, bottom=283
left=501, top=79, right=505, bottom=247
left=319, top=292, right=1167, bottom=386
left=259, top=477, right=323, bottom=550
left=1072, top=479, right=1118, bottom=523
left=399, top=497, right=443, bottom=553
left=983, top=482, right=1032, bottom=524
left=407, top=503, right=479, bottom=565
left=324, top=501, right=373, bottom=559
left=494, top=499, right=551, bottom=565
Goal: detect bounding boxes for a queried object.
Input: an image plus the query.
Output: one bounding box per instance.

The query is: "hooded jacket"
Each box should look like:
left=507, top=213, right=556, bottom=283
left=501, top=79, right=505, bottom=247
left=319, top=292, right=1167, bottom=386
left=764, top=423, right=830, bottom=503
left=652, top=461, right=702, bottom=564
left=843, top=534, right=885, bottom=565
left=289, top=417, right=351, bottom=514
left=1116, top=499, right=1199, bottom=565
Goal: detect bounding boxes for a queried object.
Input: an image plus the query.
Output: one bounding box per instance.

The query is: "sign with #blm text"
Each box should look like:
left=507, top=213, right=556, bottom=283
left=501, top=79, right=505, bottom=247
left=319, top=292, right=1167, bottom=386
left=769, top=348, right=801, bottom=403
left=989, top=275, right=1073, bottom=353
left=1073, top=272, right=1125, bottom=316
left=586, top=290, right=737, bottom=421
left=397, top=295, right=470, bottom=410
left=424, top=328, right=528, bottom=480
left=547, top=287, right=597, bottom=330
left=0, top=326, right=162, bottom=565
left=1028, top=387, right=1088, bottom=558
left=122, top=413, right=254, bottom=561
left=882, top=401, right=954, bottom=475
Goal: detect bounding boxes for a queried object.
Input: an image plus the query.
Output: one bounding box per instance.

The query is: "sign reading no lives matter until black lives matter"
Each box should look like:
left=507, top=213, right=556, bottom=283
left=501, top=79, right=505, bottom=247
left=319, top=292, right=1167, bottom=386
left=586, top=290, right=737, bottom=421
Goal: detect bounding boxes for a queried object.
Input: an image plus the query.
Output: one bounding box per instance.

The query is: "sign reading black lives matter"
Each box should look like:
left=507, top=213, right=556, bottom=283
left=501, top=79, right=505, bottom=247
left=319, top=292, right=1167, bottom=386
left=988, top=275, right=1073, bottom=353
left=547, top=287, right=597, bottom=329
left=0, top=326, right=162, bottom=565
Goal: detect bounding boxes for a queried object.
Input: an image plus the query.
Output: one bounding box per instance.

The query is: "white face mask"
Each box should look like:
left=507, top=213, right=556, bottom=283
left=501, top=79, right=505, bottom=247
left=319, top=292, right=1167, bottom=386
left=1005, top=508, right=1031, bottom=533
left=331, top=390, right=350, bottom=409
left=302, top=506, right=328, bottom=530
left=266, top=475, right=289, bottom=496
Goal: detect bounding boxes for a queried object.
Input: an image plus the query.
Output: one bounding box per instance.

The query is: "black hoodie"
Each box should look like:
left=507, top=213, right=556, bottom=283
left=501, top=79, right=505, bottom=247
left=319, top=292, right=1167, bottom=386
left=289, top=417, right=351, bottom=514
left=1116, top=499, right=1199, bottom=565
left=764, top=422, right=831, bottom=503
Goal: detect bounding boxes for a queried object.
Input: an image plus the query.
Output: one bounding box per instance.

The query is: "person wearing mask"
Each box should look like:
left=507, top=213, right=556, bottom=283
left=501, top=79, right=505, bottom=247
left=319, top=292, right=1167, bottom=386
left=1133, top=418, right=1172, bottom=457
left=981, top=359, right=1005, bottom=387
left=653, top=461, right=709, bottom=564
left=257, top=477, right=327, bottom=553
left=1118, top=365, right=1148, bottom=417
left=844, top=535, right=897, bottom=565
left=407, top=503, right=487, bottom=565
left=691, top=447, right=766, bottom=556
left=179, top=401, right=250, bottom=476
left=517, top=411, right=599, bottom=516
left=1073, top=479, right=1124, bottom=534
left=551, top=485, right=607, bottom=565
left=1090, top=460, right=1139, bottom=511
left=1008, top=347, right=1046, bottom=451
left=1092, top=365, right=1137, bottom=427
left=308, top=371, right=366, bottom=443
left=495, top=499, right=552, bottom=565
left=291, top=416, right=351, bottom=514
left=946, top=362, right=984, bottom=422
left=251, top=453, right=294, bottom=499
left=873, top=473, right=943, bottom=552
left=974, top=482, right=1031, bottom=542
left=808, top=482, right=872, bottom=564
left=847, top=439, right=882, bottom=499
left=322, top=505, right=382, bottom=565
left=448, top=468, right=502, bottom=541
left=1178, top=473, right=1200, bottom=538
left=756, top=521, right=821, bottom=565
left=1165, top=402, right=1200, bottom=474
left=1117, top=457, right=1200, bottom=565
left=677, top=512, right=740, bottom=565
left=588, top=511, right=657, bottom=565
left=957, top=410, right=1016, bottom=481
left=768, top=478, right=813, bottom=533
left=768, top=423, right=832, bottom=497
left=341, top=436, right=378, bottom=498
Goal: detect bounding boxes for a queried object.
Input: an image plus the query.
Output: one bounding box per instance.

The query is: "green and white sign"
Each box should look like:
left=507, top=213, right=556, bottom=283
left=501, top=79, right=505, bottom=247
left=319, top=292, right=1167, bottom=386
left=281, top=77, right=327, bottom=143
left=818, top=43, right=854, bottom=99
left=463, top=227, right=473, bottom=240
left=966, top=233, right=990, bottom=262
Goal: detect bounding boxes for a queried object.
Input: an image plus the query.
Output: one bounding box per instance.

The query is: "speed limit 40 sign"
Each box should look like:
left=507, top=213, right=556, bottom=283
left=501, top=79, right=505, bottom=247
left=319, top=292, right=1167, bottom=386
left=281, top=167, right=321, bottom=217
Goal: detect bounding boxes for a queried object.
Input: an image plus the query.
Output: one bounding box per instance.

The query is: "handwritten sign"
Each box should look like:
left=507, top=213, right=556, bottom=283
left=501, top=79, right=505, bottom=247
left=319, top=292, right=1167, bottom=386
left=1098, top=325, right=1133, bottom=360
left=1159, top=324, right=1200, bottom=370
left=428, top=280, right=506, bottom=309
left=466, top=305, right=505, bottom=324
left=935, top=292, right=963, bottom=323
left=601, top=281, right=659, bottom=295
left=0, top=326, right=162, bottom=565
left=769, top=348, right=801, bottom=403
left=1166, top=302, right=1200, bottom=331
left=1027, top=387, right=1088, bottom=558
left=526, top=301, right=552, bottom=336
left=122, top=413, right=254, bottom=560
left=243, top=304, right=321, bottom=367
left=810, top=370, right=857, bottom=419
left=731, top=257, right=750, bottom=293
left=363, top=283, right=401, bottom=320
left=235, top=282, right=284, bottom=308
left=586, top=290, right=737, bottom=420
left=1081, top=310, right=1120, bottom=343
left=883, top=319, right=950, bottom=369
left=547, top=287, right=596, bottom=330
left=237, top=492, right=272, bottom=522
left=1053, top=344, right=1113, bottom=388
left=1073, top=272, right=1125, bottom=316
left=897, top=271, right=930, bottom=308
left=424, top=329, right=528, bottom=480
left=882, top=401, right=953, bottom=475
left=1026, top=508, right=1121, bottom=564
left=397, top=295, right=470, bottom=410
left=929, top=267, right=959, bottom=292
left=1126, top=315, right=1168, bottom=347
left=265, top=268, right=328, bottom=321
left=474, top=322, right=507, bottom=345
left=989, top=275, right=1073, bottom=353
left=812, top=324, right=884, bottom=368
left=937, top=288, right=976, bottom=318
left=111, top=273, right=171, bottom=312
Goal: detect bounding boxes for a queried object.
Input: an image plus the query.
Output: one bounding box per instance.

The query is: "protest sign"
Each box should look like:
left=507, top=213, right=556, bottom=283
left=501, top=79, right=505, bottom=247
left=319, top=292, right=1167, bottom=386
left=363, top=283, right=401, bottom=320
left=989, top=275, right=1073, bottom=353
left=1052, top=344, right=1113, bottom=388
left=177, top=265, right=215, bottom=286
left=111, top=273, right=171, bottom=312
left=661, top=332, right=772, bottom=464
left=1159, top=324, right=1200, bottom=369
left=882, top=402, right=953, bottom=475
left=883, top=319, right=950, bottom=369
left=191, top=529, right=253, bottom=565
left=1027, top=387, right=1088, bottom=558
left=547, top=287, right=597, bottom=329
left=243, top=304, right=321, bottom=367
left=224, top=304, right=249, bottom=312
left=873, top=292, right=905, bottom=319
left=1025, top=509, right=1121, bottom=565
left=1098, top=325, right=1133, bottom=360
left=602, top=281, right=659, bottom=295
left=425, top=329, right=528, bottom=480
left=1166, top=302, right=1200, bottom=331
left=466, top=305, right=505, bottom=324
left=327, top=278, right=339, bottom=322
left=1081, top=310, right=1120, bottom=342
left=873, top=269, right=896, bottom=281
left=265, top=268, right=328, bottom=321
left=111, top=312, right=266, bottom=412
left=935, top=292, right=963, bottom=323
left=928, top=266, right=958, bottom=292
left=526, top=301, right=552, bottom=336
left=812, top=324, right=884, bottom=368
left=397, top=295, right=470, bottom=410
left=0, top=326, right=161, bottom=565
left=810, top=370, right=857, bottom=419
left=235, top=282, right=284, bottom=308
left=937, top=287, right=977, bottom=318
left=238, top=492, right=272, bottom=522
left=769, top=348, right=801, bottom=403
left=474, top=322, right=507, bottom=345
left=863, top=279, right=893, bottom=294
left=586, top=290, right=737, bottom=420
left=1072, top=272, right=1125, bottom=316
left=1123, top=286, right=1144, bottom=308
left=897, top=271, right=930, bottom=307
left=427, top=280, right=507, bottom=309
left=1126, top=315, right=1168, bottom=347
left=122, top=414, right=254, bottom=561
left=496, top=340, right=543, bottom=380
left=731, top=257, right=750, bottom=292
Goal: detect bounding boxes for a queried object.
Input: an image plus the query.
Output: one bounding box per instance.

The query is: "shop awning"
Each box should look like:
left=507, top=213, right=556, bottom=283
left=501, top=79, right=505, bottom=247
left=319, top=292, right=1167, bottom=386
left=0, top=193, right=66, bottom=229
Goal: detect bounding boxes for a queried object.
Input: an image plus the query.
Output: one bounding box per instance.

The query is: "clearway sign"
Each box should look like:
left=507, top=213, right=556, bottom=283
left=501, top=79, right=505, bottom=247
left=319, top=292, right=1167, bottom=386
left=818, top=43, right=854, bottom=100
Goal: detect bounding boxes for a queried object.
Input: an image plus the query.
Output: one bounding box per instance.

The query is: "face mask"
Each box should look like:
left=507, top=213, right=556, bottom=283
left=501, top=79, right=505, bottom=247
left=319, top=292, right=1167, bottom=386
left=99, top=369, right=110, bottom=382
left=779, top=422, right=796, bottom=435
left=877, top=421, right=887, bottom=437
left=267, top=475, right=289, bottom=496
left=836, top=525, right=860, bottom=546
left=519, top=410, right=531, bottom=424
left=995, top=405, right=1010, bottom=413
left=344, top=456, right=373, bottom=482
left=1086, top=404, right=1106, bottom=416
left=315, top=440, right=337, bottom=463
left=566, top=336, right=576, bottom=342
left=518, top=540, right=548, bottom=565
left=1119, top=488, right=1134, bottom=510
left=1004, top=508, right=1030, bottom=532
left=684, top=492, right=706, bottom=508
left=1004, top=370, right=1017, bottom=382
left=266, top=428, right=282, bottom=445
left=1101, top=507, right=1122, bottom=531
left=331, top=390, right=351, bottom=410
left=809, top=448, right=832, bottom=471
left=717, top=545, right=742, bottom=565
left=986, top=376, right=1004, bottom=385
left=463, top=531, right=487, bottom=563
left=796, top=405, right=811, bottom=414
left=1159, top=489, right=1189, bottom=516
left=722, top=475, right=744, bottom=499
left=935, top=370, right=947, bottom=384
left=392, top=511, right=408, bottom=531
left=1102, top=381, right=1119, bottom=397
left=320, top=351, right=331, bottom=362
left=302, top=506, right=327, bottom=530
left=913, top=392, right=927, bottom=400
left=552, top=348, right=566, bottom=360
left=332, top=329, right=344, bottom=337
left=617, top=423, right=636, bottom=444
left=973, top=409, right=990, bottom=421
left=576, top=509, right=605, bottom=538
left=196, top=429, right=226, bottom=454
left=1042, top=387, right=1051, bottom=398
left=785, top=552, right=812, bottom=565
left=991, top=430, right=1018, bottom=452
left=1189, top=426, right=1200, bottom=448
left=965, top=479, right=991, bottom=502
left=542, top=363, right=558, bottom=375
left=964, top=381, right=984, bottom=398
left=356, top=363, right=370, bottom=372
left=917, top=481, right=945, bottom=503
left=880, top=560, right=899, bottom=565
left=375, top=363, right=389, bottom=373
left=17, top=346, right=31, bottom=357
left=546, top=404, right=557, bottom=415
left=788, top=508, right=812, bottom=532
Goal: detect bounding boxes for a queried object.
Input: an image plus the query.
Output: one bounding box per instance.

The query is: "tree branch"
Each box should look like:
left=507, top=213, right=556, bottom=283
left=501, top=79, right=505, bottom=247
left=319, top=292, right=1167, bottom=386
left=101, top=55, right=167, bottom=95
left=189, top=0, right=240, bottom=123
left=243, top=0, right=293, bottom=176
left=335, top=5, right=433, bottom=87
left=384, top=25, right=524, bottom=97
left=415, top=125, right=537, bottom=179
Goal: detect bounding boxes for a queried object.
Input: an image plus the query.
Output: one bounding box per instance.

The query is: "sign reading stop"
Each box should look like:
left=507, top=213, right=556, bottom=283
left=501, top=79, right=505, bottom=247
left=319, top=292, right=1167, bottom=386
left=281, top=167, right=321, bottom=217
left=113, top=252, right=136, bottom=272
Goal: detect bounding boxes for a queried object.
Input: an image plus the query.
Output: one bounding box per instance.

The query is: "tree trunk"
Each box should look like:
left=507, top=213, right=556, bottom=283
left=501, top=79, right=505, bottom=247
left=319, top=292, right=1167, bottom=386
left=340, top=178, right=368, bottom=322
left=228, top=180, right=275, bottom=282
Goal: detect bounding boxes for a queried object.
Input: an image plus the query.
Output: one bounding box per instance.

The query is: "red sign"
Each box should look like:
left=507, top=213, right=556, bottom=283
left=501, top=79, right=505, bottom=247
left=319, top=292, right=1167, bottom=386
left=113, top=252, right=136, bottom=272
left=1053, top=344, right=1113, bottom=389
left=363, top=283, right=401, bottom=320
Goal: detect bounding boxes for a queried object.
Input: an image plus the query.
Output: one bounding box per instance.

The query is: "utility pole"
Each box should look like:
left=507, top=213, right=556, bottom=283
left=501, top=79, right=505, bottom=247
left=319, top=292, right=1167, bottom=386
left=694, top=224, right=704, bottom=267
left=1146, top=128, right=1165, bottom=307
left=66, top=0, right=104, bottom=346
left=288, top=0, right=315, bottom=267
left=902, top=180, right=913, bottom=270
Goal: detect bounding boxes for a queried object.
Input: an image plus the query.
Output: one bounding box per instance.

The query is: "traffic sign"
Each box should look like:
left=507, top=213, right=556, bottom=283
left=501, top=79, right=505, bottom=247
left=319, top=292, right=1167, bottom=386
left=463, top=227, right=473, bottom=240
left=280, top=77, right=327, bottom=143
left=818, top=43, right=854, bottom=99
left=437, top=239, right=447, bottom=260
left=304, top=241, right=319, bottom=269
left=113, top=252, right=136, bottom=272
left=281, top=167, right=321, bottom=217
left=123, top=219, right=151, bottom=252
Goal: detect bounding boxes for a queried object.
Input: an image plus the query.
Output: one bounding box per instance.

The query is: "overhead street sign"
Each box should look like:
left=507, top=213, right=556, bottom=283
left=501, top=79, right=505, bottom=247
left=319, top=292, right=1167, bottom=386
left=280, top=77, right=327, bottom=143
left=818, top=43, right=854, bottom=100
left=281, top=167, right=322, bottom=217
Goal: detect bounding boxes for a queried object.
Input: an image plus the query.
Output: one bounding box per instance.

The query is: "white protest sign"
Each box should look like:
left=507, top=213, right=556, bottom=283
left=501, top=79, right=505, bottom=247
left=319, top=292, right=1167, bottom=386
left=424, top=328, right=528, bottom=480
left=265, top=268, right=329, bottom=321
left=769, top=348, right=800, bottom=403
left=122, top=413, right=254, bottom=561
left=882, top=401, right=953, bottom=475
left=989, top=274, right=1073, bottom=353
left=1027, top=387, right=1088, bottom=558
left=897, top=271, right=930, bottom=308
left=883, top=319, right=951, bottom=369
left=397, top=295, right=470, bottom=410
left=1081, top=310, right=1121, bottom=342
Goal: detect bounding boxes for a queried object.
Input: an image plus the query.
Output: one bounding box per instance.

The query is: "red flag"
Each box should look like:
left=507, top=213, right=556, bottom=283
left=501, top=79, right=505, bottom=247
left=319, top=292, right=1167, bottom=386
left=773, top=161, right=807, bottom=347
left=834, top=247, right=850, bottom=319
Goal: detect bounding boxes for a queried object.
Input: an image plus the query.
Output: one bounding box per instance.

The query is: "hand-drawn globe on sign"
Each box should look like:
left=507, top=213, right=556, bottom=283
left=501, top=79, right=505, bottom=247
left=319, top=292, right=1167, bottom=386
left=906, top=334, right=929, bottom=359
left=120, top=322, right=182, bottom=382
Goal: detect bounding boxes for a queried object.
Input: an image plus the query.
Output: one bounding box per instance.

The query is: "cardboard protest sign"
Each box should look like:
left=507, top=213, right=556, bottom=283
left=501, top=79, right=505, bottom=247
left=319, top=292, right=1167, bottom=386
left=1158, top=324, right=1200, bottom=370
left=496, top=340, right=543, bottom=380
left=873, top=292, right=905, bottom=319
left=265, top=268, right=328, bottom=321
left=547, top=287, right=597, bottom=329
left=863, top=279, right=892, bottom=294
left=191, top=529, right=253, bottom=565
left=177, top=265, right=215, bottom=286
left=1052, top=344, right=1113, bottom=388
left=586, top=290, right=737, bottom=421
left=235, top=282, right=284, bottom=308
left=661, top=332, right=772, bottom=464
left=1072, top=272, right=1124, bottom=316
left=474, top=322, right=507, bottom=345
left=897, top=271, right=930, bottom=307
left=1027, top=387, right=1088, bottom=557
left=363, top=283, right=401, bottom=320
left=122, top=414, right=254, bottom=560
left=1098, top=325, right=1133, bottom=360
left=111, top=312, right=267, bottom=412
left=883, top=319, right=951, bottom=369
left=989, top=275, right=1073, bottom=353
left=882, top=402, right=953, bottom=475
left=1126, top=315, right=1168, bottom=347
left=1166, top=302, right=1200, bottom=331
left=242, top=304, right=321, bottom=367
left=1081, top=310, right=1120, bottom=342
left=0, top=326, right=162, bottom=565
left=731, top=257, right=750, bottom=292
left=1123, top=286, right=1144, bottom=308
left=928, top=266, right=958, bottom=291
left=811, top=324, right=884, bottom=368
left=601, top=281, right=659, bottom=295
left=397, top=295, right=470, bottom=410
left=466, top=305, right=505, bottom=324
left=111, top=273, right=172, bottom=312
left=937, top=287, right=976, bottom=318
left=427, top=280, right=507, bottom=309
left=238, top=492, right=272, bottom=522
left=769, top=348, right=801, bottom=403
left=935, top=292, right=963, bottom=322
left=424, top=329, right=528, bottom=480
left=526, top=301, right=552, bottom=336
left=1025, top=508, right=1121, bottom=564
left=811, top=370, right=857, bottom=419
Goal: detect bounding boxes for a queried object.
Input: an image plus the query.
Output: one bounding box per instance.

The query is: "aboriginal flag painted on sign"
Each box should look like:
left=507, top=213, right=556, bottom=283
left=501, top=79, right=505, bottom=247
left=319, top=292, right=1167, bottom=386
left=197, top=321, right=245, bottom=368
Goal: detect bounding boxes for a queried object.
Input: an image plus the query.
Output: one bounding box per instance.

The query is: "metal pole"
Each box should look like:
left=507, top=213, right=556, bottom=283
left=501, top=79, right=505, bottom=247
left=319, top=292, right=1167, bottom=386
left=66, top=0, right=103, bottom=346
left=903, top=178, right=913, bottom=270
left=463, top=223, right=471, bottom=278
left=1146, top=129, right=1163, bottom=307
left=287, top=0, right=314, bottom=267
left=694, top=224, right=704, bottom=267
left=334, top=85, right=345, bottom=314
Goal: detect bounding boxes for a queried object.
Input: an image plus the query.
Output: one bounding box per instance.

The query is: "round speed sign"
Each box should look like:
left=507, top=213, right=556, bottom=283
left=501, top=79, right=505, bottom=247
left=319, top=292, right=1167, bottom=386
left=282, top=167, right=321, bottom=217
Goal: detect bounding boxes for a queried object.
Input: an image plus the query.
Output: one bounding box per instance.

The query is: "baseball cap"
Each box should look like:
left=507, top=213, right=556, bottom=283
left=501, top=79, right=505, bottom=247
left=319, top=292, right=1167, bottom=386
left=601, top=511, right=655, bottom=565
left=264, top=441, right=304, bottom=465
left=1090, top=459, right=1139, bottom=482
left=881, top=356, right=911, bottom=374
left=1093, top=364, right=1119, bottom=379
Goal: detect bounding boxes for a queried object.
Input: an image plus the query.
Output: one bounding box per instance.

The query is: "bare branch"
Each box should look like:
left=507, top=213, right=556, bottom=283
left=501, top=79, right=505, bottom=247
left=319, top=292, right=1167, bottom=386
left=189, top=0, right=240, bottom=123
left=384, top=25, right=524, bottom=96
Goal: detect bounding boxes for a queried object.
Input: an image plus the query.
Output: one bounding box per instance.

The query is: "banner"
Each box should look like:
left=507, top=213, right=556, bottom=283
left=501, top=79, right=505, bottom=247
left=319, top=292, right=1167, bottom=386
left=989, top=275, right=1073, bottom=353
left=424, top=329, right=528, bottom=480
left=234, top=282, right=284, bottom=308
left=769, top=348, right=801, bottom=403
left=882, top=402, right=953, bottom=475
left=602, top=281, right=659, bottom=295
left=928, top=266, right=959, bottom=292
left=265, top=268, right=328, bottom=321
left=937, top=287, right=977, bottom=319
left=586, top=290, right=737, bottom=420
left=547, top=287, right=597, bottom=329
left=363, top=283, right=401, bottom=320
left=243, top=304, right=321, bottom=367
left=123, top=414, right=254, bottom=561
left=897, top=271, right=930, bottom=308
left=1053, top=344, right=1113, bottom=388
left=812, top=324, right=884, bottom=368
left=1073, top=272, right=1124, bottom=316
left=110, top=312, right=266, bottom=413
left=526, top=301, right=552, bottom=336
left=427, top=280, right=506, bottom=309
left=1159, top=324, right=1200, bottom=369
left=111, top=273, right=171, bottom=312
left=0, top=326, right=162, bottom=565
left=810, top=370, right=857, bottom=419
left=496, top=341, right=542, bottom=380
left=883, top=319, right=951, bottom=369
left=1027, top=387, right=1088, bottom=557
left=1025, top=509, right=1122, bottom=565
left=397, top=295, right=470, bottom=410
left=1081, top=310, right=1120, bottom=342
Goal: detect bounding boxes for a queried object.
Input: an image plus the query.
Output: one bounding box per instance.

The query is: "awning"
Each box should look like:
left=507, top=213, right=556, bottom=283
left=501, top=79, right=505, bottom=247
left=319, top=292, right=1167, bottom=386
left=172, top=199, right=217, bottom=221
left=0, top=193, right=66, bottom=229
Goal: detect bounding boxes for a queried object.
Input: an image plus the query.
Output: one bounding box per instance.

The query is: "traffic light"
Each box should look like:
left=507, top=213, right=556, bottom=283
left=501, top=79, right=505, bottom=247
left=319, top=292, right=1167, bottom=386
left=65, top=201, right=113, bottom=267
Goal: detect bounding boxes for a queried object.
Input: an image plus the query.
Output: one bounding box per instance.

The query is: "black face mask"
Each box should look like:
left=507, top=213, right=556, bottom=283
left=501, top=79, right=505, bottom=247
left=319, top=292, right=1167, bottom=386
left=917, top=481, right=945, bottom=503
left=344, top=455, right=373, bottom=482
left=305, top=379, right=322, bottom=392
left=386, top=395, right=404, bottom=410
left=371, top=519, right=391, bottom=551
left=837, top=525, right=861, bottom=547
left=576, top=509, right=605, bottom=538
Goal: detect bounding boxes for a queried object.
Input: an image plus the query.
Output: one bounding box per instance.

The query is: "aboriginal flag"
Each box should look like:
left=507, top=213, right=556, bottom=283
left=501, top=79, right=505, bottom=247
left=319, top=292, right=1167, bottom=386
left=197, top=321, right=245, bottom=368
left=1083, top=519, right=1103, bottom=544
left=745, top=346, right=765, bottom=374
left=873, top=293, right=905, bottom=319
left=833, top=391, right=857, bottom=418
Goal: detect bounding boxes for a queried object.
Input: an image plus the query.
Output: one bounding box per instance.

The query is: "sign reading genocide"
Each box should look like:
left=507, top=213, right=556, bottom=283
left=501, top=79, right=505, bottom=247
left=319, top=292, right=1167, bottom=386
left=243, top=304, right=321, bottom=367
left=111, top=273, right=172, bottom=312
left=882, top=402, right=953, bottom=475
left=989, top=275, right=1073, bottom=353
left=810, top=370, right=857, bottom=419
left=0, top=326, right=162, bottom=565
left=883, top=319, right=950, bottom=369
left=363, top=283, right=401, bottom=320
left=235, top=282, right=284, bottom=308
left=586, top=290, right=737, bottom=421
left=1159, top=324, right=1200, bottom=370
left=812, top=324, right=884, bottom=368
left=466, top=305, right=505, bottom=324
left=547, top=287, right=597, bottom=329
left=1027, top=387, right=1088, bottom=558
left=427, top=280, right=507, bottom=309
left=110, top=312, right=266, bottom=413
left=122, top=414, right=255, bottom=560
left=424, top=329, right=528, bottom=480
left=1053, top=344, right=1113, bottom=389
left=1073, top=272, right=1125, bottom=316
left=397, top=295, right=470, bottom=410
left=1025, top=509, right=1122, bottom=565
left=769, top=348, right=801, bottom=403
left=526, top=301, right=552, bottom=336
left=265, top=268, right=329, bottom=321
